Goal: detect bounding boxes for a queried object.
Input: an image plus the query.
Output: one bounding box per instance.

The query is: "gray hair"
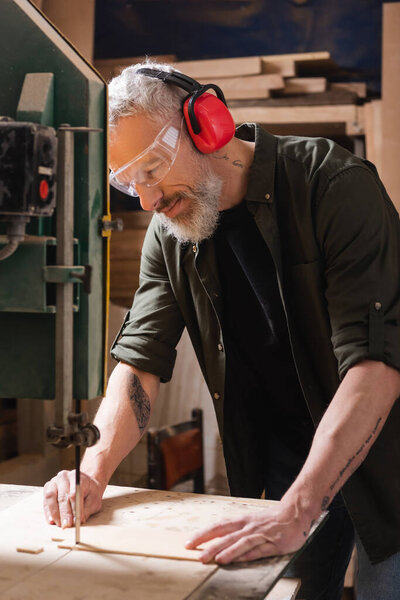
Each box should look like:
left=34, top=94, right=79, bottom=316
left=108, top=60, right=187, bottom=129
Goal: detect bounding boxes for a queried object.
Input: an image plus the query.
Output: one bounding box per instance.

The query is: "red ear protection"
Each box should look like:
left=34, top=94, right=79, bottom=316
left=183, top=91, right=235, bottom=154
left=136, top=68, right=235, bottom=154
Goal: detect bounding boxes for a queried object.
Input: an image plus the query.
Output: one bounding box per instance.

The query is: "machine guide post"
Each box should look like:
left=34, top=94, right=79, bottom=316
left=45, top=125, right=100, bottom=543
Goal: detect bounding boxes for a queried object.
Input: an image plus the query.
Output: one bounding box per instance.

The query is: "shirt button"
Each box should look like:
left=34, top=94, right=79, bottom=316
left=375, top=302, right=382, bottom=311
left=192, top=244, right=197, bottom=253
left=217, top=343, right=223, bottom=351
left=213, top=392, right=221, bottom=400
left=265, top=193, right=271, bottom=200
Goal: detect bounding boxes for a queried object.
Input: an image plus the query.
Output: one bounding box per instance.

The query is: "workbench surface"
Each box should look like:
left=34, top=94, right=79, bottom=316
left=0, top=483, right=303, bottom=600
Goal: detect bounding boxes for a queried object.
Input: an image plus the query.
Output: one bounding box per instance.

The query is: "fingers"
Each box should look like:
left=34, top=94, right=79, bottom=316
left=82, top=476, right=102, bottom=523
left=43, top=470, right=104, bottom=528
left=43, top=480, right=58, bottom=525
left=185, top=519, right=245, bottom=550
left=198, top=529, right=248, bottom=564
left=235, top=542, right=277, bottom=563
left=43, top=470, right=75, bottom=528
left=58, top=471, right=76, bottom=528
left=203, top=532, right=272, bottom=565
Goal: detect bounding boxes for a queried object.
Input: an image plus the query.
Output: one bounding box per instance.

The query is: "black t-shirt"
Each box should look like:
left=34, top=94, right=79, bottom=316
left=213, top=201, right=315, bottom=495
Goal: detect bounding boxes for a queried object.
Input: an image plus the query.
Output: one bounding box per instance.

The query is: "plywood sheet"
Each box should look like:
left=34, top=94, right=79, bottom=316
left=56, top=523, right=210, bottom=560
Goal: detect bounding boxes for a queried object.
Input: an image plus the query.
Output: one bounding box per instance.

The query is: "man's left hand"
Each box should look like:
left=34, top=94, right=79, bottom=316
left=185, top=503, right=311, bottom=564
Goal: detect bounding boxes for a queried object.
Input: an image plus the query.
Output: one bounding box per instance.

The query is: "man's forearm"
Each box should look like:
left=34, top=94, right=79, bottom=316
left=80, top=361, right=160, bottom=489
left=281, top=360, right=400, bottom=531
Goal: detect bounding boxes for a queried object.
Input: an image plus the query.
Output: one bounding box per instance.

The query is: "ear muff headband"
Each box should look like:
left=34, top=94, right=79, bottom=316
left=136, top=67, right=235, bottom=153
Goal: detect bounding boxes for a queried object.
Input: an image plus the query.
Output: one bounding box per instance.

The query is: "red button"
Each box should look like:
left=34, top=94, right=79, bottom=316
left=39, top=179, right=49, bottom=200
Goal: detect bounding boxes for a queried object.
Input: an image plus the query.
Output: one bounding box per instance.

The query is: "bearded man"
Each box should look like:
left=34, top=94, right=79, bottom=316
left=44, top=62, right=400, bottom=600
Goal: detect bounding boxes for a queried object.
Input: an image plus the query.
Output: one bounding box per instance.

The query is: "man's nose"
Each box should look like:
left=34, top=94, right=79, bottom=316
left=136, top=184, right=163, bottom=212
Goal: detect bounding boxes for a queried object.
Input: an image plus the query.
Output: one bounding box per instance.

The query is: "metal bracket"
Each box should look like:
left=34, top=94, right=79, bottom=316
left=43, top=264, right=92, bottom=293
left=47, top=411, right=100, bottom=449
left=101, top=214, right=123, bottom=237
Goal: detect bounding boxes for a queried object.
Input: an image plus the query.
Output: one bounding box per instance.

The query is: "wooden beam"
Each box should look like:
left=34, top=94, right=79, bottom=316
left=381, top=2, right=400, bottom=211
left=198, top=74, right=284, bottom=100
left=330, top=82, right=367, bottom=98
left=261, top=58, right=296, bottom=77
left=110, top=211, right=151, bottom=307
left=282, top=77, right=327, bottom=95
left=229, top=104, right=364, bottom=135
left=262, top=51, right=332, bottom=63
left=93, top=55, right=176, bottom=82
left=175, top=56, right=262, bottom=79
left=262, top=51, right=337, bottom=77
left=264, top=122, right=347, bottom=137
left=41, top=0, right=96, bottom=62
left=364, top=100, right=383, bottom=174
left=229, top=89, right=357, bottom=108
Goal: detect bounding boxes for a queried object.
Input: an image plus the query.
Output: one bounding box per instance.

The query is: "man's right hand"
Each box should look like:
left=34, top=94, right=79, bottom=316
left=43, top=470, right=104, bottom=528
left=42, top=363, right=159, bottom=529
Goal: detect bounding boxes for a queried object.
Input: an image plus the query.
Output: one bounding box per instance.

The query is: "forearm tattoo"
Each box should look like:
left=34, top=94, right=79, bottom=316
left=329, top=416, right=383, bottom=493
left=127, top=373, right=151, bottom=435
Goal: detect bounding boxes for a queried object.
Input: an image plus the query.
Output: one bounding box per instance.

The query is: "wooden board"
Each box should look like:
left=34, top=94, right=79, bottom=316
left=381, top=2, right=400, bottom=212
left=228, top=91, right=356, bottom=108
left=110, top=210, right=152, bottom=307
left=229, top=104, right=364, bottom=135
left=56, top=523, right=211, bottom=561
left=262, top=51, right=332, bottom=64
left=261, top=58, right=296, bottom=77
left=197, top=74, right=284, bottom=100
left=174, top=56, right=262, bottom=79
left=330, top=82, right=367, bottom=98
left=93, top=55, right=176, bottom=81
left=364, top=100, right=383, bottom=175
left=281, top=77, right=327, bottom=95
left=229, top=89, right=357, bottom=108
left=261, top=51, right=337, bottom=77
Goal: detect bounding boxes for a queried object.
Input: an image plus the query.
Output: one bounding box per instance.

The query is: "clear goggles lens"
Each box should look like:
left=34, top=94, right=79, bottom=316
left=109, top=116, right=183, bottom=197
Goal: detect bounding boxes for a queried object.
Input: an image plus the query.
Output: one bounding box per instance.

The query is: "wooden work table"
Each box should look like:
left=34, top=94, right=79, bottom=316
left=0, top=484, right=309, bottom=599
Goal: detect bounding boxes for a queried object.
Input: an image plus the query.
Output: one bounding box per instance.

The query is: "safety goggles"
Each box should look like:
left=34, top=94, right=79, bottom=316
left=109, top=115, right=184, bottom=197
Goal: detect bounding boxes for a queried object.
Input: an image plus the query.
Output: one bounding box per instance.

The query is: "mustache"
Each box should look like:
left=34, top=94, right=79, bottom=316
left=155, top=189, right=194, bottom=213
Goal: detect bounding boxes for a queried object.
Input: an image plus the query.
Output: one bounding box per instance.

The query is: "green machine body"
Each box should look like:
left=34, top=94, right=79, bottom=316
left=0, top=0, right=110, bottom=400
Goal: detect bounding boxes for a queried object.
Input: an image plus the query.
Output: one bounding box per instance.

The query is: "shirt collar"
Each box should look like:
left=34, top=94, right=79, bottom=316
left=235, top=123, right=277, bottom=204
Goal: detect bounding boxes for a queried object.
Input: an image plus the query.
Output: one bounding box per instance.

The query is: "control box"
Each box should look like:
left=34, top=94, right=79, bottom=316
left=0, top=120, right=57, bottom=217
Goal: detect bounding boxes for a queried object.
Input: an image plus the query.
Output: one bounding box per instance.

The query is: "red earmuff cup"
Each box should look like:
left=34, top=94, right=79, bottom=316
left=183, top=93, right=235, bottom=154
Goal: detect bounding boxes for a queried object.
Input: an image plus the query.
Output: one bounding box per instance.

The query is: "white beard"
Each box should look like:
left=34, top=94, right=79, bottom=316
left=155, top=167, right=223, bottom=245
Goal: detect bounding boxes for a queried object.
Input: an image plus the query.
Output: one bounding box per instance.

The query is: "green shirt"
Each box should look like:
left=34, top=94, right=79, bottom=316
left=112, top=124, right=400, bottom=563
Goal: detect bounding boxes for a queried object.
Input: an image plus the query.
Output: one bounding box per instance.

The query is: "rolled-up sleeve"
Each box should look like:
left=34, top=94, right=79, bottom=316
left=111, top=218, right=185, bottom=382
left=316, top=165, right=400, bottom=380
